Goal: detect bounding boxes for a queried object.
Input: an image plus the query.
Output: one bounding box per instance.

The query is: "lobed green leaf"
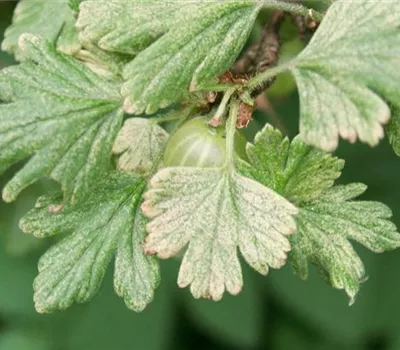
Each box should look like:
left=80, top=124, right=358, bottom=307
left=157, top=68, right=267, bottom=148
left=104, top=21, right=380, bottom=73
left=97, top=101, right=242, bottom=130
left=120, top=1, right=261, bottom=114
left=292, top=184, right=400, bottom=303
left=77, top=1, right=262, bottom=115
left=239, top=124, right=344, bottom=205
left=1, top=0, right=80, bottom=60
left=291, top=0, right=400, bottom=151
left=241, top=124, right=400, bottom=301
left=76, top=1, right=179, bottom=55
left=142, top=167, right=297, bottom=300
left=0, top=34, right=124, bottom=203
left=20, top=173, right=159, bottom=313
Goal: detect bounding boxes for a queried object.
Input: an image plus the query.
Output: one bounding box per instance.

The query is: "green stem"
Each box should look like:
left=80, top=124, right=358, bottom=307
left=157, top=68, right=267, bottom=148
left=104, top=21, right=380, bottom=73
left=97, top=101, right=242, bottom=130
left=226, top=99, right=240, bottom=172
left=260, top=0, right=324, bottom=22
left=195, top=82, right=238, bottom=93
left=245, top=60, right=294, bottom=93
left=151, top=107, right=192, bottom=124
left=210, top=87, right=236, bottom=126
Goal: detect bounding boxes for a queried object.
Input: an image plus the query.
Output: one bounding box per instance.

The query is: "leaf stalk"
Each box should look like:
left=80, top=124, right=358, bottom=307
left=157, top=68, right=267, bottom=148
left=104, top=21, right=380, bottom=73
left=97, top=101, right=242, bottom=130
left=260, top=0, right=324, bottom=22
left=226, top=99, right=240, bottom=172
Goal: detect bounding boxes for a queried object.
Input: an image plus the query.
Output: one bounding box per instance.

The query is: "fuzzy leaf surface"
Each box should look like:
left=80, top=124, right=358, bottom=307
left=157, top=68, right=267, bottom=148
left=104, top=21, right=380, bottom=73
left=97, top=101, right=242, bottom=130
left=291, top=0, right=400, bottom=151
left=121, top=1, right=261, bottom=114
left=0, top=34, right=123, bottom=203
left=20, top=173, right=159, bottom=313
left=112, top=118, right=169, bottom=174
left=142, top=167, right=297, bottom=300
left=76, top=1, right=178, bottom=55
left=241, top=124, right=400, bottom=300
left=1, top=0, right=80, bottom=59
left=292, top=184, right=400, bottom=302
left=239, top=124, right=344, bottom=205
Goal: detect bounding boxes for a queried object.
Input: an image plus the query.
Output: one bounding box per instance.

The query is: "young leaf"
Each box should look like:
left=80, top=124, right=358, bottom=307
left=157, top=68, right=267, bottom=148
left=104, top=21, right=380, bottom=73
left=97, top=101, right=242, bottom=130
left=290, top=0, right=400, bottom=151
left=20, top=173, right=159, bottom=313
left=112, top=118, right=169, bottom=174
left=1, top=0, right=80, bottom=59
left=0, top=34, right=123, bottom=203
left=242, top=124, right=400, bottom=301
left=293, top=184, right=400, bottom=303
left=387, top=105, right=400, bottom=156
left=142, top=167, right=297, bottom=300
left=238, top=124, right=344, bottom=205
left=121, top=2, right=262, bottom=114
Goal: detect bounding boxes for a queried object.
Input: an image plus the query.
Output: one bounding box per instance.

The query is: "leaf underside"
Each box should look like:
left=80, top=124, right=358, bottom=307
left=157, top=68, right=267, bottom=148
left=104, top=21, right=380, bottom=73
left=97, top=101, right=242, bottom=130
left=112, top=118, right=169, bottom=174
left=0, top=34, right=123, bottom=203
left=291, top=0, right=400, bottom=151
left=20, top=173, right=159, bottom=313
left=142, top=166, right=297, bottom=301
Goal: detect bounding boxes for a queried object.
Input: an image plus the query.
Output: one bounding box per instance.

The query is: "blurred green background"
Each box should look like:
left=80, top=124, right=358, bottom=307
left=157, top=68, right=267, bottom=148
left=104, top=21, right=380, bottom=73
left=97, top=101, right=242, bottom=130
left=2, top=2, right=400, bottom=350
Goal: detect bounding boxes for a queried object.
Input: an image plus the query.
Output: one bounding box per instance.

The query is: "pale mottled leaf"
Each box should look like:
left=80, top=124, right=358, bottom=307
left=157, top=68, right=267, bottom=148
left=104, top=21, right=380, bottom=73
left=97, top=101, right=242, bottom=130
left=114, top=209, right=160, bottom=312
left=387, top=105, right=400, bottom=156
left=121, top=1, right=261, bottom=114
left=0, top=35, right=123, bottom=203
left=142, top=167, right=297, bottom=300
left=76, top=1, right=178, bottom=55
left=292, top=183, right=400, bottom=302
left=56, top=18, right=81, bottom=56
left=241, top=124, right=400, bottom=300
left=20, top=173, right=159, bottom=313
left=291, top=0, right=400, bottom=151
left=1, top=0, right=80, bottom=59
left=239, top=124, right=344, bottom=205
left=112, top=118, right=169, bottom=174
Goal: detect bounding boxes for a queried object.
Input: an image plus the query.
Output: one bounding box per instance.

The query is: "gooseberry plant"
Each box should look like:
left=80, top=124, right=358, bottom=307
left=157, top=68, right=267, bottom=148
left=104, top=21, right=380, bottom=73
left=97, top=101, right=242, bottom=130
left=1, top=0, right=400, bottom=313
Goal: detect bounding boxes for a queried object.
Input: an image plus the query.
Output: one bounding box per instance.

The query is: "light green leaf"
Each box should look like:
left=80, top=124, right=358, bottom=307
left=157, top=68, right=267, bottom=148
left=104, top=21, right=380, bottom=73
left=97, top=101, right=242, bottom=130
left=241, top=124, right=400, bottom=301
left=239, top=124, right=344, bottom=205
left=121, top=1, right=261, bottom=114
left=292, top=183, right=400, bottom=302
left=1, top=0, right=80, bottom=59
left=20, top=173, right=159, bottom=313
left=114, top=209, right=160, bottom=312
left=76, top=1, right=178, bottom=55
left=387, top=105, right=400, bottom=156
left=0, top=34, right=123, bottom=203
left=142, top=167, right=297, bottom=300
left=291, top=0, right=400, bottom=151
left=56, top=18, right=81, bottom=56
left=112, top=118, right=169, bottom=174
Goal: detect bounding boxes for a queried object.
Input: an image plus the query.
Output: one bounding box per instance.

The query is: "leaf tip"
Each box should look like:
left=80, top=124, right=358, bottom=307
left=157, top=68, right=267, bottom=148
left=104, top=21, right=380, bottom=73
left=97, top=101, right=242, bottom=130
left=2, top=187, right=16, bottom=203
left=123, top=98, right=138, bottom=114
